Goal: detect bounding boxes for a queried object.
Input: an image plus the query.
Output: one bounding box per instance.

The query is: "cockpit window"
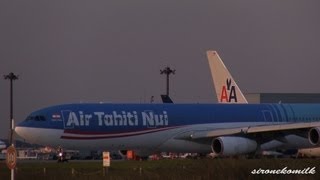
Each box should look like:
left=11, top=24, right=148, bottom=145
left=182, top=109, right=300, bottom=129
left=26, top=115, right=46, bottom=121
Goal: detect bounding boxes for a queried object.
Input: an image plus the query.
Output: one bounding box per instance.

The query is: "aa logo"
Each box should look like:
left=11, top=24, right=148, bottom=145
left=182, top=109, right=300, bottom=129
left=220, top=78, right=237, bottom=102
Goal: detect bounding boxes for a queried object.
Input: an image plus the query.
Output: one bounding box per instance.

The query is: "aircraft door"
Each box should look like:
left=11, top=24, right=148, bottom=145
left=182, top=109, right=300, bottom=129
left=61, top=110, right=74, bottom=129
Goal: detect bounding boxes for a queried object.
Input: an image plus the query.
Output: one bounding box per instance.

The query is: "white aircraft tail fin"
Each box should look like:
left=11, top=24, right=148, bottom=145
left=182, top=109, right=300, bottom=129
left=206, top=50, right=248, bottom=104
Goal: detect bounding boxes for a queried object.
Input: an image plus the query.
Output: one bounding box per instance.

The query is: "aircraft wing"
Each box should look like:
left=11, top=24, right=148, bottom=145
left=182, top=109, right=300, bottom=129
left=175, top=122, right=320, bottom=140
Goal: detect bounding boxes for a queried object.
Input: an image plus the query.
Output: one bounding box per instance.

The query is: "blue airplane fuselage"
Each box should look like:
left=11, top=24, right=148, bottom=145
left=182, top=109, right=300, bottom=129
left=16, top=103, right=320, bottom=155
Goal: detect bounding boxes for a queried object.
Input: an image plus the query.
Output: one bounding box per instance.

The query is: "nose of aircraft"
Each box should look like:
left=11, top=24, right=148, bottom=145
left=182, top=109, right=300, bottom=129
left=15, top=126, right=37, bottom=144
left=15, top=126, right=26, bottom=140
left=15, top=123, right=64, bottom=146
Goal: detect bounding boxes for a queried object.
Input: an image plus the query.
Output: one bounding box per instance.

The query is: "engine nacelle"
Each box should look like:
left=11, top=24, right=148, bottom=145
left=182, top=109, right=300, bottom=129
left=118, top=150, right=151, bottom=159
left=308, top=127, right=320, bottom=145
left=118, top=150, right=128, bottom=156
left=212, top=136, right=257, bottom=156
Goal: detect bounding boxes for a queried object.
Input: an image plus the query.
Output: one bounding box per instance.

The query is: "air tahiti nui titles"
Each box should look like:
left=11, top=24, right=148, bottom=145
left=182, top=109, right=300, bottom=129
left=63, top=110, right=169, bottom=128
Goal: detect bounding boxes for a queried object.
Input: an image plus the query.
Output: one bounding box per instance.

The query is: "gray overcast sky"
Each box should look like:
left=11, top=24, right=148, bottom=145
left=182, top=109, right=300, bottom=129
left=1, top=0, right=320, bottom=138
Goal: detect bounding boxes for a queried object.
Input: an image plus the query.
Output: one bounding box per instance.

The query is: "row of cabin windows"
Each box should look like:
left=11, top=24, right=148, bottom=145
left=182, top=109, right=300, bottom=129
left=287, top=117, right=320, bottom=121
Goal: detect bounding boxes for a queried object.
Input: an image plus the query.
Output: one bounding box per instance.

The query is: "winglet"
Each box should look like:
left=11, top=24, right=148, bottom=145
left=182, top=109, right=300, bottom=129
left=206, top=50, right=248, bottom=103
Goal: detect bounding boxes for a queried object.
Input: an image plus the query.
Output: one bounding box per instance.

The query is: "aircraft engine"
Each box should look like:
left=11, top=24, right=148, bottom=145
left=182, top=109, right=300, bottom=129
left=308, top=127, right=320, bottom=145
left=118, top=150, right=151, bottom=159
left=212, top=136, right=257, bottom=156
left=118, top=150, right=128, bottom=156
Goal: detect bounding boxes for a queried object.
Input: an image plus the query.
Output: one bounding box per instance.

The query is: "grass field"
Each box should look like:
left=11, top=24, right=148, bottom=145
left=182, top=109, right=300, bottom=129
left=1, top=158, right=320, bottom=180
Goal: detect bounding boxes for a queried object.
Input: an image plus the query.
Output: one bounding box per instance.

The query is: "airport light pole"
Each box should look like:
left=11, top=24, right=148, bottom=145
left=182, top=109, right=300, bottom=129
left=160, top=66, right=175, bottom=96
left=4, top=72, right=19, bottom=146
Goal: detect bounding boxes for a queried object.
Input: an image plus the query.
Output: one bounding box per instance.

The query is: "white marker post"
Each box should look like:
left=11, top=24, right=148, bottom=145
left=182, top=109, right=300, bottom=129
left=103, top=151, right=110, bottom=176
